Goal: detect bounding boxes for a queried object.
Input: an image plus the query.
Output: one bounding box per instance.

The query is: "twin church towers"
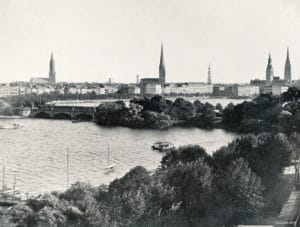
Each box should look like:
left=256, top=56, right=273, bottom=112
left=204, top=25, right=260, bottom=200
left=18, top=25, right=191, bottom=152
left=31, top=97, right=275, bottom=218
left=266, top=49, right=291, bottom=85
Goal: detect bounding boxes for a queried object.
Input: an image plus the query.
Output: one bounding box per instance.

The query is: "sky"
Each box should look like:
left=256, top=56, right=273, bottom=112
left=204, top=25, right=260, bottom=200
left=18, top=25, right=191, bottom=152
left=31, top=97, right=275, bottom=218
left=0, top=0, right=300, bottom=84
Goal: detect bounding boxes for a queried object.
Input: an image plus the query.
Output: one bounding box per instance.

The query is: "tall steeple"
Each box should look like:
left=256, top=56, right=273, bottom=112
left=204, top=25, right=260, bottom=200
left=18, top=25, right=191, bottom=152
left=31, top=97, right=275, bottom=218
left=207, top=63, right=212, bottom=84
left=266, top=53, right=274, bottom=86
left=284, top=48, right=291, bottom=84
left=49, top=53, right=56, bottom=83
left=159, top=43, right=166, bottom=85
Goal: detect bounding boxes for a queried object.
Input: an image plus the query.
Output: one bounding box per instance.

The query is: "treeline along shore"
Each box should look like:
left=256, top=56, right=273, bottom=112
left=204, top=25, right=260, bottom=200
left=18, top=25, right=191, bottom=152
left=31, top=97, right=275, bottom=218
left=95, top=96, right=221, bottom=129
left=2, top=87, right=300, bottom=226
left=95, top=87, right=300, bottom=135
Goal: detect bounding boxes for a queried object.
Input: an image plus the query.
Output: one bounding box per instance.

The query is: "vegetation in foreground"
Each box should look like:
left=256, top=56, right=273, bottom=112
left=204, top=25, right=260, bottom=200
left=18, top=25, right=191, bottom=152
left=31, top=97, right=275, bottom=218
left=4, top=132, right=293, bottom=227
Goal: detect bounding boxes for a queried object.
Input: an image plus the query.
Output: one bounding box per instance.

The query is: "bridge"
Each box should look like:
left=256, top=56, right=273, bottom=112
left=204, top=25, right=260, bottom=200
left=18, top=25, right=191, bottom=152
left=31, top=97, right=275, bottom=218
left=30, top=99, right=131, bottom=120
left=30, top=105, right=98, bottom=121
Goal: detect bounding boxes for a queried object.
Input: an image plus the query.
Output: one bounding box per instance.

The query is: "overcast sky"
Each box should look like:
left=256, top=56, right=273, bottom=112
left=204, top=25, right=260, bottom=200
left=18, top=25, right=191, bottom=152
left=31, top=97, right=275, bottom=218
left=0, top=0, right=299, bottom=83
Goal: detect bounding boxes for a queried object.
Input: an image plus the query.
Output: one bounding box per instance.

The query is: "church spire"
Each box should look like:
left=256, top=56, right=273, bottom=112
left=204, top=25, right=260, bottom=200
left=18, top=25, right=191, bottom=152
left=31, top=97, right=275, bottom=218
left=266, top=53, right=274, bottom=86
left=284, top=48, right=291, bottom=84
left=159, top=43, right=166, bottom=84
left=49, top=52, right=56, bottom=83
left=207, top=63, right=212, bottom=84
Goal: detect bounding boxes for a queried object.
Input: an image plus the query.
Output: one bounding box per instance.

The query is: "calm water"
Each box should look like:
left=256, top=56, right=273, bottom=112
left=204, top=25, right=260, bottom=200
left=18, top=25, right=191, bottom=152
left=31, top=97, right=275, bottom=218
left=0, top=118, right=236, bottom=196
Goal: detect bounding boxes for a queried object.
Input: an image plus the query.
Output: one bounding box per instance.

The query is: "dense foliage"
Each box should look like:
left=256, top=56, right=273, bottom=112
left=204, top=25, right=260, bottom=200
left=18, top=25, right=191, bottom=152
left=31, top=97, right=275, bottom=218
left=95, top=96, right=217, bottom=129
left=222, top=87, right=300, bottom=134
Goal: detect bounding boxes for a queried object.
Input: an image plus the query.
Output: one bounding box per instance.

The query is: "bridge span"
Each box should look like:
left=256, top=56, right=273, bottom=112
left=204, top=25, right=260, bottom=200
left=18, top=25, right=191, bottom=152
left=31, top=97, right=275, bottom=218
left=31, top=105, right=97, bottom=120
left=30, top=99, right=130, bottom=120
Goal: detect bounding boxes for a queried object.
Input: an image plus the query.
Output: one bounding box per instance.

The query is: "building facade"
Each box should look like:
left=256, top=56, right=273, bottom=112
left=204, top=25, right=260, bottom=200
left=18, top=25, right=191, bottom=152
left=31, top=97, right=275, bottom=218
left=144, top=84, right=162, bottom=95
left=260, top=85, right=288, bottom=95
left=231, top=84, right=259, bottom=97
left=164, top=83, right=213, bottom=95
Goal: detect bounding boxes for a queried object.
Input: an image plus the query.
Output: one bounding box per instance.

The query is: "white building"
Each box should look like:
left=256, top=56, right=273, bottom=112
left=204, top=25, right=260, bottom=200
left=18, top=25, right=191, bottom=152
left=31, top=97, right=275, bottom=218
left=0, top=84, right=29, bottom=97
left=185, top=83, right=213, bottom=94
left=231, top=85, right=259, bottom=97
left=80, top=88, right=88, bottom=94
left=260, top=85, right=288, bottom=96
left=144, top=84, right=162, bottom=95
left=164, top=83, right=213, bottom=95
left=164, top=83, right=187, bottom=94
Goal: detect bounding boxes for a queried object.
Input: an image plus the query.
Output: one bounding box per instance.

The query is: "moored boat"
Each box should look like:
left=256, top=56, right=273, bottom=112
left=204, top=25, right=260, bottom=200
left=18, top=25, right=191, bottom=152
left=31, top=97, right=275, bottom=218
left=104, top=144, right=115, bottom=174
left=104, top=164, right=115, bottom=174
left=151, top=141, right=175, bottom=152
left=72, top=119, right=82, bottom=123
left=0, top=123, right=23, bottom=130
left=0, top=168, right=21, bottom=206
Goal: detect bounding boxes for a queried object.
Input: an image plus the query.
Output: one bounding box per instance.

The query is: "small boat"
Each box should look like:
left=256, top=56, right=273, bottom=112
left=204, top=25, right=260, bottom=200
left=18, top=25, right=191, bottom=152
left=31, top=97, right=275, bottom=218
left=104, top=164, right=115, bottom=174
left=104, top=144, right=115, bottom=174
left=151, top=141, right=175, bottom=152
left=0, top=123, right=23, bottom=130
left=72, top=119, right=81, bottom=123
left=0, top=168, right=21, bottom=206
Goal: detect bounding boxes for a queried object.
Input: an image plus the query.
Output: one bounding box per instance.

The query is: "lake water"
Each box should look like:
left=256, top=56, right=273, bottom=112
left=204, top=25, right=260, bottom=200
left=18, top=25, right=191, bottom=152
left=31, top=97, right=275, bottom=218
left=0, top=119, right=237, bottom=196
left=0, top=97, right=244, bottom=196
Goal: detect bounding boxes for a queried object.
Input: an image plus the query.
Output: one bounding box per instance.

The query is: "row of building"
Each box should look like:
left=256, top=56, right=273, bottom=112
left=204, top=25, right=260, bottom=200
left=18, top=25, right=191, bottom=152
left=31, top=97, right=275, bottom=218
left=0, top=83, right=121, bottom=98
left=0, top=80, right=295, bottom=98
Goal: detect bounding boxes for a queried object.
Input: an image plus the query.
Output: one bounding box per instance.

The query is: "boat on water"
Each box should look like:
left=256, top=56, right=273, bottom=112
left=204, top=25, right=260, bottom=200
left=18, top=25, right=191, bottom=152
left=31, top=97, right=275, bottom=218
left=104, top=144, right=115, bottom=174
left=0, top=187, right=22, bottom=206
left=104, top=164, right=115, bottom=174
left=151, top=141, right=175, bottom=152
left=0, top=123, right=23, bottom=130
left=71, top=119, right=82, bottom=123
left=0, top=167, right=21, bottom=206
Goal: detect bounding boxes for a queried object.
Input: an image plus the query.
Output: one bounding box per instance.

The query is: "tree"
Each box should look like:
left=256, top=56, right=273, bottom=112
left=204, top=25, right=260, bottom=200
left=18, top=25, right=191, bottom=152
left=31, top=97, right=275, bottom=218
left=161, top=158, right=213, bottom=226
left=9, top=204, right=36, bottom=227
left=120, top=103, right=144, bottom=128
left=193, top=100, right=205, bottom=113
left=142, top=110, right=172, bottom=129
left=95, top=101, right=125, bottom=125
left=281, top=86, right=300, bottom=102
left=215, top=103, right=223, bottom=111
left=34, top=206, right=66, bottom=226
left=59, top=182, right=105, bottom=226
left=108, top=166, right=151, bottom=225
left=212, top=158, right=264, bottom=226
left=161, top=145, right=211, bottom=169
left=172, top=98, right=196, bottom=120
left=213, top=133, right=292, bottom=191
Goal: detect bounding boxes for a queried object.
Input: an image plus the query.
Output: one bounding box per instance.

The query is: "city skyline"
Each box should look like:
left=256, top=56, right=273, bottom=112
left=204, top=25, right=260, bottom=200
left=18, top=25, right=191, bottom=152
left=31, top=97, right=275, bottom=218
left=0, top=0, right=300, bottom=83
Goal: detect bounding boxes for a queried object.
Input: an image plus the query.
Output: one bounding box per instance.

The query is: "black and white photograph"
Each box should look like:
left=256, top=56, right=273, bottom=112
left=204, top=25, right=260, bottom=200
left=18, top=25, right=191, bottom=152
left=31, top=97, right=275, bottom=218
left=0, top=0, right=300, bottom=226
